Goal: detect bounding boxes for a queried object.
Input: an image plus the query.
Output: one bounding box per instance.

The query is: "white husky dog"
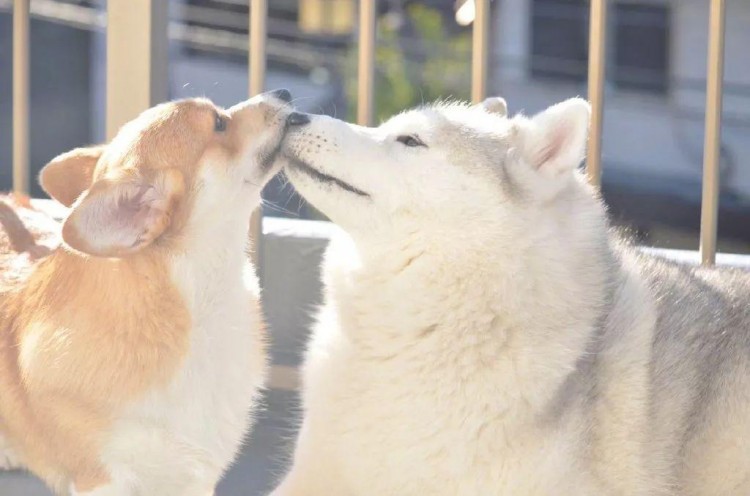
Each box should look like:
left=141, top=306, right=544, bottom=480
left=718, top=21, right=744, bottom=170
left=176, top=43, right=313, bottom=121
left=271, top=97, right=750, bottom=496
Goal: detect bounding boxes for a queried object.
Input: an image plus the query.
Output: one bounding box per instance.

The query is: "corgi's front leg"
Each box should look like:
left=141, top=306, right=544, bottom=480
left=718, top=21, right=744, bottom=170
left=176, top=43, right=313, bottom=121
left=69, top=478, right=215, bottom=496
left=69, top=479, right=132, bottom=496
left=0, top=441, right=22, bottom=470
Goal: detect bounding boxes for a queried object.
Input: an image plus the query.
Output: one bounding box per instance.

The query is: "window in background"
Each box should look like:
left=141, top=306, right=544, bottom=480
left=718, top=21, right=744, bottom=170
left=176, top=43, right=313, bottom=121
left=0, top=5, right=97, bottom=197
left=612, top=3, right=669, bottom=94
left=530, top=0, right=589, bottom=82
left=530, top=0, right=670, bottom=95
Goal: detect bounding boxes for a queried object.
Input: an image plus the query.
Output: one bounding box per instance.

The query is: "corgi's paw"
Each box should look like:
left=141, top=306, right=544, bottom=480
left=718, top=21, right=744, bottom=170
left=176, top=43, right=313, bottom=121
left=0, top=445, right=22, bottom=470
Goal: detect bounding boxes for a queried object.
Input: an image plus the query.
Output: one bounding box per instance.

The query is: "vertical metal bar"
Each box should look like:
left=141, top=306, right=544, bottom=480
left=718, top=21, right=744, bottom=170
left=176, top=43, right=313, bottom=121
left=471, top=0, right=490, bottom=103
left=357, top=0, right=376, bottom=126
left=699, top=0, right=726, bottom=266
left=586, top=0, right=607, bottom=187
left=149, top=1, right=169, bottom=105
left=106, top=0, right=169, bottom=140
left=12, top=0, right=30, bottom=195
left=249, top=0, right=267, bottom=97
left=249, top=0, right=268, bottom=268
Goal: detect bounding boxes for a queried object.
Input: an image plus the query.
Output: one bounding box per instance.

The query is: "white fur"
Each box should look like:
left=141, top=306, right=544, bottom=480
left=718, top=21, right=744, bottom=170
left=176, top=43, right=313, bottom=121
left=76, top=168, right=267, bottom=496
left=273, top=99, right=646, bottom=495
left=0, top=433, right=22, bottom=471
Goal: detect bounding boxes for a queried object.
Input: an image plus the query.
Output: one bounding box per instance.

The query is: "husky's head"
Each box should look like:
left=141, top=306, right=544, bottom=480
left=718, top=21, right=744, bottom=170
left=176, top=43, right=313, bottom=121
left=281, top=97, right=602, bottom=253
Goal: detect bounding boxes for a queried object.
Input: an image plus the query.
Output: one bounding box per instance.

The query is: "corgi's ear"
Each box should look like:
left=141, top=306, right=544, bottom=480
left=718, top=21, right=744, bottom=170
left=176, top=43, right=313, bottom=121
left=517, top=98, right=590, bottom=177
left=62, top=168, right=184, bottom=257
left=481, top=97, right=508, bottom=117
left=40, top=146, right=105, bottom=207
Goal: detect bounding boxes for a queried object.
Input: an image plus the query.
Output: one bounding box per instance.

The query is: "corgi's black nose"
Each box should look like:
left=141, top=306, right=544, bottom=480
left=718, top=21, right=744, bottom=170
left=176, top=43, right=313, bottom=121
left=287, top=112, right=310, bottom=126
left=269, top=88, right=292, bottom=103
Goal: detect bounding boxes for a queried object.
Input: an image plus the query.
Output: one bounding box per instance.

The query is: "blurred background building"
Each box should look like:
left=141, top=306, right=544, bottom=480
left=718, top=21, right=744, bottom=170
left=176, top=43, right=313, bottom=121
left=1, top=0, right=749, bottom=251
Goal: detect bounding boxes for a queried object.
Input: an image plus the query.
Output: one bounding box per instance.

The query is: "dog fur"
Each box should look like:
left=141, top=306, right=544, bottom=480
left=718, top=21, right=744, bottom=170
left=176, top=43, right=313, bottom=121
left=0, top=94, right=292, bottom=495
left=272, top=98, right=750, bottom=495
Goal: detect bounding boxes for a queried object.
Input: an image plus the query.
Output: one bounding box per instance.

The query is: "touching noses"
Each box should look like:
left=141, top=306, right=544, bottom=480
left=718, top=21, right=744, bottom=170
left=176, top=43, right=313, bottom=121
left=287, top=112, right=310, bottom=126
left=255, top=88, right=310, bottom=126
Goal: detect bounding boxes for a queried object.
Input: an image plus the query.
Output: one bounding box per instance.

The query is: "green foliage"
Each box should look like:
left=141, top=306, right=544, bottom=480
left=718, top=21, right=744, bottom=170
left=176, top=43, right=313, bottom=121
left=344, top=4, right=472, bottom=123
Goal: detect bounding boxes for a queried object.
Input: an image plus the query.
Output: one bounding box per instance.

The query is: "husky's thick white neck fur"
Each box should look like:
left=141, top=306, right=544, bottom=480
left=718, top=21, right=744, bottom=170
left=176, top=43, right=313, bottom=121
left=325, top=172, right=614, bottom=411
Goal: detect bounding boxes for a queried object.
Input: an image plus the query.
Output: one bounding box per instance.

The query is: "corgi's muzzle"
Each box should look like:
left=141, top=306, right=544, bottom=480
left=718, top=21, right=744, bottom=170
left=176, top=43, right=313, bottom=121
left=268, top=88, right=292, bottom=103
left=253, top=91, right=300, bottom=175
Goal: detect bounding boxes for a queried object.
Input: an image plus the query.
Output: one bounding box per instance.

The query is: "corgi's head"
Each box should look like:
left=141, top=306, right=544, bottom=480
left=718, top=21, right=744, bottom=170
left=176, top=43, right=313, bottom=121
left=40, top=90, right=299, bottom=257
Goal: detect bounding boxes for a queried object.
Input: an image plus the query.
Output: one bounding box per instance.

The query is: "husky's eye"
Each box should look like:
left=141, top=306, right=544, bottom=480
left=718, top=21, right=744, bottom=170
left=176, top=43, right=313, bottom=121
left=396, top=135, right=426, bottom=148
left=214, top=113, right=227, bottom=133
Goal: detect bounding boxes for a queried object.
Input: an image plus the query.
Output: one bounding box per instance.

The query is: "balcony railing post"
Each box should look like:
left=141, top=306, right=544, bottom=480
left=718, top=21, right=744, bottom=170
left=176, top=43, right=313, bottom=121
left=471, top=0, right=490, bottom=103
left=249, top=0, right=267, bottom=98
left=357, top=0, right=376, bottom=126
left=699, top=0, right=726, bottom=266
left=12, top=0, right=30, bottom=195
left=586, top=0, right=607, bottom=187
left=249, top=0, right=268, bottom=268
left=105, top=0, right=169, bottom=140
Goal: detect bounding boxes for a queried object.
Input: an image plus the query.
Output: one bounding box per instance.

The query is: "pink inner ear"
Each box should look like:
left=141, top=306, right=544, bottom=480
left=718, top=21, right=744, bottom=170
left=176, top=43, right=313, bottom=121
left=115, top=184, right=169, bottom=249
left=526, top=99, right=590, bottom=176
left=534, top=126, right=566, bottom=170
left=66, top=180, right=171, bottom=256
left=64, top=168, right=183, bottom=257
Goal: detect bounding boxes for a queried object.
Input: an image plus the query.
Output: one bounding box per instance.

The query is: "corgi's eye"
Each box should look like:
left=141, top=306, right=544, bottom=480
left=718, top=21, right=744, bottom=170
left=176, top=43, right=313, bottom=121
left=214, top=113, right=227, bottom=133
left=396, top=135, right=426, bottom=148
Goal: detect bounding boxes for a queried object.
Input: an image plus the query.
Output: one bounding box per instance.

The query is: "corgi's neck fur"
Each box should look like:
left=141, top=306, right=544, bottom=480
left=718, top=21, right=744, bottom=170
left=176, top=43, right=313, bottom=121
left=170, top=213, right=260, bottom=316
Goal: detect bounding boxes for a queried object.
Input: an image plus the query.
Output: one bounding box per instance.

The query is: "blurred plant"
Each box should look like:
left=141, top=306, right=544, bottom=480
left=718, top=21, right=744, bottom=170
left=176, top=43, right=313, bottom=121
left=288, top=4, right=472, bottom=222
left=343, top=4, right=472, bottom=123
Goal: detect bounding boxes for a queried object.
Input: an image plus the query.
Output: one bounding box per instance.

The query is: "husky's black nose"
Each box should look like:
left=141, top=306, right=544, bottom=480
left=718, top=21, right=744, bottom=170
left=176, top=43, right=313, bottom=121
left=269, top=88, right=292, bottom=103
left=287, top=112, right=310, bottom=126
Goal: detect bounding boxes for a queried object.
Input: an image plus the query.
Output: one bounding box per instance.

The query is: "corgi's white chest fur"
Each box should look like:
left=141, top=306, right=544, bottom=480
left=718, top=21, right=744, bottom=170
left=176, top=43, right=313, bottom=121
left=100, top=232, right=266, bottom=493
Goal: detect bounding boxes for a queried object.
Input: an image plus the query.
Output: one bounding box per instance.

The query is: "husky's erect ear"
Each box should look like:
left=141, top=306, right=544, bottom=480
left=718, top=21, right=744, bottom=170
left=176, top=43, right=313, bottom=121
left=517, top=98, right=590, bottom=177
left=62, top=168, right=184, bottom=257
left=40, top=146, right=106, bottom=207
left=481, top=97, right=508, bottom=117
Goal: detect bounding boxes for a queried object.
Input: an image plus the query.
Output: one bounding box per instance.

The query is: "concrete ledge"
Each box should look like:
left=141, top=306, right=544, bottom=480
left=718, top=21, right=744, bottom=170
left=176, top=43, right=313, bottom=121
left=641, top=247, right=750, bottom=269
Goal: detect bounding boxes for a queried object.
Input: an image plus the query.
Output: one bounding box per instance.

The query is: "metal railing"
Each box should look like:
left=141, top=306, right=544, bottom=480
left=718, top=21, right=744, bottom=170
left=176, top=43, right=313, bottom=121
left=248, top=0, right=267, bottom=265
left=12, top=0, right=29, bottom=195
left=10, top=0, right=729, bottom=265
left=585, top=0, right=606, bottom=188
left=699, top=0, right=726, bottom=266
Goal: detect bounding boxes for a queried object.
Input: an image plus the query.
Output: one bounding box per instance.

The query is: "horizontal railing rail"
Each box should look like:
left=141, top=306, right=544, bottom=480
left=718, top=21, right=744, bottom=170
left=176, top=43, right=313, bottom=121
left=9, top=0, right=730, bottom=265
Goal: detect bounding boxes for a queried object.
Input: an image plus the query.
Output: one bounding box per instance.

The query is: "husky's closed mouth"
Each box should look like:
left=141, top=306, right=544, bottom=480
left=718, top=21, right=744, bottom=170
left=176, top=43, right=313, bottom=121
left=285, top=155, right=370, bottom=198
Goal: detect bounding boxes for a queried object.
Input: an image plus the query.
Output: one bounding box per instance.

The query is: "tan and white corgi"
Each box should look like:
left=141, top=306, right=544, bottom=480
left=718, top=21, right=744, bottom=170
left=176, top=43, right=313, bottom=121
left=0, top=90, right=306, bottom=495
